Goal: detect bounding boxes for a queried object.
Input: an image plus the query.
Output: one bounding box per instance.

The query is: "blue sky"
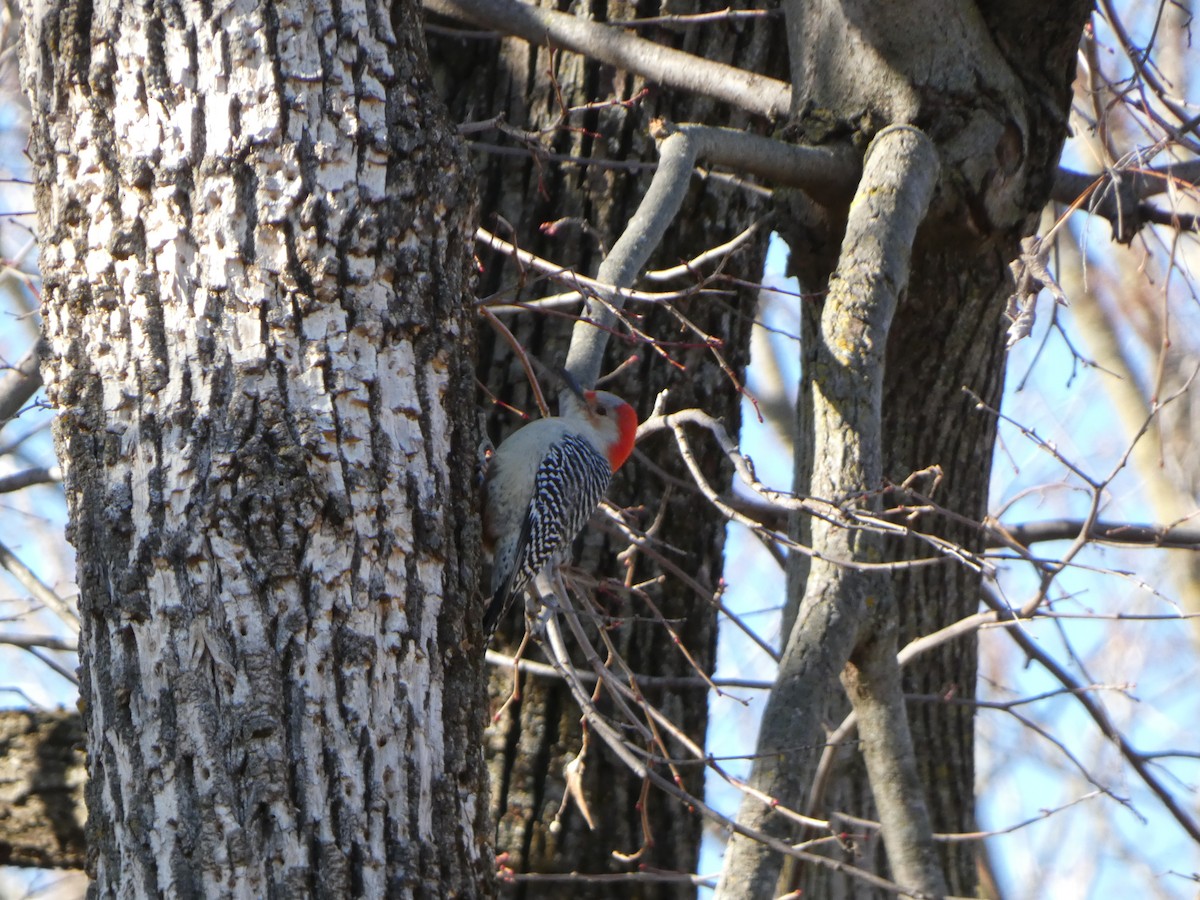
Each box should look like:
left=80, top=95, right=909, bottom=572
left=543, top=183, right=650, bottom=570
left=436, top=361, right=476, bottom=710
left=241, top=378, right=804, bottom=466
left=699, top=227, right=1200, bottom=898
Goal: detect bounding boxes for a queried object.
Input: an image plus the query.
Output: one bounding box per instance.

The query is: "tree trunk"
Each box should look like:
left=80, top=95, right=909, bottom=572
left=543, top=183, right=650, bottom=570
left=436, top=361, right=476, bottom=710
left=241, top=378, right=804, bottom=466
left=428, top=3, right=787, bottom=894
left=19, top=0, right=489, bottom=895
left=750, top=2, right=1094, bottom=896
left=0, top=709, right=86, bottom=870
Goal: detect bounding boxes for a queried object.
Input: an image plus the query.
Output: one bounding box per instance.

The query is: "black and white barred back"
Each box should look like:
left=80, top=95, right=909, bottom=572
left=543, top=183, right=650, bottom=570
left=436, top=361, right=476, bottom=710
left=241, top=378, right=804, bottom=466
left=483, top=433, right=612, bottom=635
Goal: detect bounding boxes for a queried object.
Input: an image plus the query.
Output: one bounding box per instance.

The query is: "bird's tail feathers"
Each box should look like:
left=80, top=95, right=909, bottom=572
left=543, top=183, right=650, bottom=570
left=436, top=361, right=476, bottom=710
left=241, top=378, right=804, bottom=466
left=483, top=581, right=516, bottom=636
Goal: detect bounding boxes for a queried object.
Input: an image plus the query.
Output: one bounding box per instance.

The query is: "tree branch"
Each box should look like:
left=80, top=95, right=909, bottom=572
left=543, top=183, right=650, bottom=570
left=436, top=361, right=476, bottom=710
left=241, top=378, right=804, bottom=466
left=534, top=591, right=934, bottom=899
left=827, top=127, right=947, bottom=898
left=424, top=0, right=792, bottom=118
left=0, top=540, right=78, bottom=633
left=981, top=587, right=1200, bottom=846
left=565, top=123, right=857, bottom=388
left=1052, top=161, right=1200, bottom=242
left=0, top=466, right=61, bottom=493
left=992, top=518, right=1200, bottom=550
left=0, top=343, right=43, bottom=431
left=719, top=125, right=944, bottom=898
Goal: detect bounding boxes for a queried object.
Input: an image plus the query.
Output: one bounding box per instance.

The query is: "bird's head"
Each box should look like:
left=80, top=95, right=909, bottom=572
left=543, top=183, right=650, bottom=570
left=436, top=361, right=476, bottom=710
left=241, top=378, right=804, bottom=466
left=558, top=369, right=638, bottom=470
left=580, top=389, right=638, bottom=471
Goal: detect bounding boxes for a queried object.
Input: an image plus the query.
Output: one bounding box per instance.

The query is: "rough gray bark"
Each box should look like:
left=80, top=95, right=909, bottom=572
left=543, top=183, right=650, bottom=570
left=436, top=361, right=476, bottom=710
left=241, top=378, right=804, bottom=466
left=0, top=709, right=86, bottom=870
left=19, top=0, right=489, bottom=895
left=428, top=3, right=787, bottom=894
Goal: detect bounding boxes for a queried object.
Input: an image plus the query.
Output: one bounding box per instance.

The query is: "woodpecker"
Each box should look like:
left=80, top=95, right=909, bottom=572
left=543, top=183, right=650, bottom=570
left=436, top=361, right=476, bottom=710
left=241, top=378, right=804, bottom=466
left=481, top=385, right=638, bottom=637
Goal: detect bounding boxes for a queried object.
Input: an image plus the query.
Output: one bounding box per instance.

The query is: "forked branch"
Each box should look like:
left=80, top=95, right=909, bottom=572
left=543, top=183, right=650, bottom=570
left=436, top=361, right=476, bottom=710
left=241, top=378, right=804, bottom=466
left=718, top=125, right=944, bottom=898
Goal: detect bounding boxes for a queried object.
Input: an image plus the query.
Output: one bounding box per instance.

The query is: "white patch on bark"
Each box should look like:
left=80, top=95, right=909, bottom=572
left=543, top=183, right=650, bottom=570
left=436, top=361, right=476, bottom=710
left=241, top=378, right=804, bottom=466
left=25, top=0, right=483, bottom=892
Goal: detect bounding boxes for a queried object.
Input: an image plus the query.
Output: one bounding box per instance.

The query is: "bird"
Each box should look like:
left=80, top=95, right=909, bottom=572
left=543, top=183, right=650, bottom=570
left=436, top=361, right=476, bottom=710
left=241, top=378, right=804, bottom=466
left=481, top=382, right=638, bottom=637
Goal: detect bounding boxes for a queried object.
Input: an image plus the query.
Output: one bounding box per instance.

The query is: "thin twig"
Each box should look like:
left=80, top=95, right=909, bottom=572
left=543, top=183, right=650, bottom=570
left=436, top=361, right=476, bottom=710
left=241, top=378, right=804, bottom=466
left=982, top=585, right=1200, bottom=845
left=0, top=540, right=78, bottom=633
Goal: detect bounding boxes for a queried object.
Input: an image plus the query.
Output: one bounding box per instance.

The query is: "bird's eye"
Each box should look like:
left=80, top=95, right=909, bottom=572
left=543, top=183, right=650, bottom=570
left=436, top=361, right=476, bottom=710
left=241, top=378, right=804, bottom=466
left=596, top=406, right=608, bottom=416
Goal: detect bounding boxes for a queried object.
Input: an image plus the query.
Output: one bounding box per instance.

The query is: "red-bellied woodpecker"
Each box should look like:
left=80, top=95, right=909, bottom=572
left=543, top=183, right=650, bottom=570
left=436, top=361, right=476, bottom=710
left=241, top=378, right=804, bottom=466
left=481, top=386, right=638, bottom=637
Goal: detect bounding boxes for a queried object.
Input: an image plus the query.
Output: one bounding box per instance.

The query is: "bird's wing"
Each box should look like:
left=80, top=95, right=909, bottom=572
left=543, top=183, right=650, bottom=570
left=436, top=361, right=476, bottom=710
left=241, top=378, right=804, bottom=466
left=483, top=433, right=611, bottom=635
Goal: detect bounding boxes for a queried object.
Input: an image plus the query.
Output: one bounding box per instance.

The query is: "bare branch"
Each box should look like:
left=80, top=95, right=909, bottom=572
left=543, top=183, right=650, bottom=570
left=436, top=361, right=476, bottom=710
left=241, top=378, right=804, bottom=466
left=0, top=343, right=43, bottom=430
left=563, top=123, right=857, bottom=387
left=993, top=518, right=1200, bottom=550
left=834, top=789, right=1105, bottom=844
left=1053, top=160, right=1200, bottom=205
left=0, top=633, right=78, bottom=653
left=721, top=125, right=944, bottom=898
left=642, top=220, right=767, bottom=282
left=478, top=305, right=551, bottom=417
left=20, top=645, right=79, bottom=686
left=982, top=586, right=1200, bottom=846
left=0, top=466, right=61, bottom=493
left=484, top=648, right=772, bottom=690
left=424, top=0, right=792, bottom=118
left=609, top=8, right=781, bottom=28
left=0, top=540, right=79, bottom=633
left=476, top=226, right=729, bottom=312
left=1052, top=163, right=1200, bottom=242
left=533, top=594, right=936, bottom=899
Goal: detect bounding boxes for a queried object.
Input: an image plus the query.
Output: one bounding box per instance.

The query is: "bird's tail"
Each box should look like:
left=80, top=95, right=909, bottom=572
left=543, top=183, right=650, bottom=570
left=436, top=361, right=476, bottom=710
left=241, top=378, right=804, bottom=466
left=482, top=583, right=516, bottom=637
